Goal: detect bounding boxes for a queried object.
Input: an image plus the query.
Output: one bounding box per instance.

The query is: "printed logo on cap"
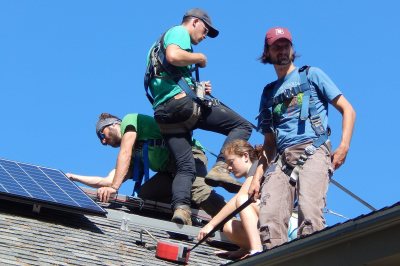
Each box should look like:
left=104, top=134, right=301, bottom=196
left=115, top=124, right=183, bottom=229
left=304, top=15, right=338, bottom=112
left=275, top=28, right=285, bottom=35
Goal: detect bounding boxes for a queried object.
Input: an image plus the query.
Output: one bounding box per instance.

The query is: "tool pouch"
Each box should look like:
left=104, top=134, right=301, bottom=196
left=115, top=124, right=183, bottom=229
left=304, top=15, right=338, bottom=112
left=159, top=102, right=201, bottom=134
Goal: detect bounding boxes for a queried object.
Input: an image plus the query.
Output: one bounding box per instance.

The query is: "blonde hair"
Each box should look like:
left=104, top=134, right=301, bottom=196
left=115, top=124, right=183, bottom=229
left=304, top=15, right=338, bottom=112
left=222, top=139, right=263, bottom=163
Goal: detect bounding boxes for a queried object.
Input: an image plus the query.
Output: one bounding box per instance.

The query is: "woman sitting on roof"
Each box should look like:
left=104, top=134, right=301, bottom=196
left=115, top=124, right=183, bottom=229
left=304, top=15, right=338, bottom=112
left=197, top=139, right=264, bottom=259
left=197, top=139, right=298, bottom=259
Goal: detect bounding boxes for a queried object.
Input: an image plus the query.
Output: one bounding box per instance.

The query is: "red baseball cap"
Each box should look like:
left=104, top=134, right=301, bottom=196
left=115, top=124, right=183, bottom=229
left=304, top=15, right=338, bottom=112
left=265, top=27, right=292, bottom=46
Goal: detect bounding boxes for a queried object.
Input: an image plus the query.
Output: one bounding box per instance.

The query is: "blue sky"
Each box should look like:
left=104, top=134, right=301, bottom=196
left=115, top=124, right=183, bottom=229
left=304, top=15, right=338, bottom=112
left=1, top=1, right=399, bottom=226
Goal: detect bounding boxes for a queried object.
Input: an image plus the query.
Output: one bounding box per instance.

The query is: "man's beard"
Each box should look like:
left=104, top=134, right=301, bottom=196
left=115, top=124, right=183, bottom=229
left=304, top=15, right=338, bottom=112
left=109, top=142, right=120, bottom=148
left=107, top=136, right=121, bottom=147
left=273, top=54, right=291, bottom=65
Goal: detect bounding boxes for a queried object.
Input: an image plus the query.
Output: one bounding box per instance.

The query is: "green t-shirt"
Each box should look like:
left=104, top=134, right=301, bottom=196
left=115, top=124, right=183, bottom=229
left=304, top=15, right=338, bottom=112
left=120, top=113, right=170, bottom=172
left=120, top=113, right=204, bottom=173
left=147, top=25, right=195, bottom=108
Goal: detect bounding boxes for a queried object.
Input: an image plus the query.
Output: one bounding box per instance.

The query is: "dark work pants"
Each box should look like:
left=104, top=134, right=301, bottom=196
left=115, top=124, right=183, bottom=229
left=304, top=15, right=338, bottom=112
left=154, top=96, right=253, bottom=209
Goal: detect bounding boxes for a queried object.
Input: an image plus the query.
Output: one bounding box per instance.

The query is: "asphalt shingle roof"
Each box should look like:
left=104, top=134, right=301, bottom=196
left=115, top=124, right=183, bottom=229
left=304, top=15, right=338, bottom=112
left=0, top=200, right=232, bottom=266
left=4, top=187, right=398, bottom=266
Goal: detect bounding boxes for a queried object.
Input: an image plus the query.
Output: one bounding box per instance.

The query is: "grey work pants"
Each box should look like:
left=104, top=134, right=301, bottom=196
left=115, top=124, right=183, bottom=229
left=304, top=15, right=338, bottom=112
left=259, top=142, right=333, bottom=249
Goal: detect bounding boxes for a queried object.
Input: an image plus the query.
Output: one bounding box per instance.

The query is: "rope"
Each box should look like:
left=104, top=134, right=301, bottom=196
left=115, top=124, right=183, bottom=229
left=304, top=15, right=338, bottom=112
left=202, top=146, right=219, bottom=159
left=330, top=178, right=376, bottom=211
left=141, top=228, right=159, bottom=244
left=204, top=144, right=376, bottom=214
left=324, top=208, right=349, bottom=220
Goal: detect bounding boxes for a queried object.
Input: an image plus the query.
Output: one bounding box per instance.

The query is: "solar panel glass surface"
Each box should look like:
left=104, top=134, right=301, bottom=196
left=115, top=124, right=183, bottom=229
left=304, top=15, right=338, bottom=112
left=0, top=158, right=106, bottom=215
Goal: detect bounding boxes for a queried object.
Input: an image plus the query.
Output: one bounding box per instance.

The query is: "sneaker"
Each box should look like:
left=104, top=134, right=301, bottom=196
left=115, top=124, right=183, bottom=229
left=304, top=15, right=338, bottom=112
left=171, top=205, right=192, bottom=226
left=205, top=161, right=242, bottom=193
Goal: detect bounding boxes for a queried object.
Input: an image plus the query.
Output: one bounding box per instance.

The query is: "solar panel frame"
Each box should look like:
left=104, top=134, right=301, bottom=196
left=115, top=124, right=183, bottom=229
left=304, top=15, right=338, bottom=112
left=0, top=158, right=106, bottom=216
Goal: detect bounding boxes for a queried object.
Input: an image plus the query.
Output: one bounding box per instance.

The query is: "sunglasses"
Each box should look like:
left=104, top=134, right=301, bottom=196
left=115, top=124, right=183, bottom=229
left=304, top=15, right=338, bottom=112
left=97, top=122, right=120, bottom=145
left=202, top=24, right=209, bottom=36
left=196, top=20, right=209, bottom=36
left=97, top=130, right=106, bottom=144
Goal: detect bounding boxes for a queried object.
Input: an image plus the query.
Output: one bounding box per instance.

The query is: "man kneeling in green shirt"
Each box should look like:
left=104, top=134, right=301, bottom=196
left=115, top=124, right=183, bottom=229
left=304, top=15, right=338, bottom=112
left=67, top=113, right=225, bottom=225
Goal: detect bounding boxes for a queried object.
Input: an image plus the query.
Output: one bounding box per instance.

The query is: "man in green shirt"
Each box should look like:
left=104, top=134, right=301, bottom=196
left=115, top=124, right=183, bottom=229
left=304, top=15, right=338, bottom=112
left=67, top=113, right=225, bottom=225
left=145, top=8, right=252, bottom=221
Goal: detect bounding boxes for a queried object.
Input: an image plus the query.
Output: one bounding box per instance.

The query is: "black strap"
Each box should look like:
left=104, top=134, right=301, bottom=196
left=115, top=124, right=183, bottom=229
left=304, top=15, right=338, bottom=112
left=265, top=66, right=310, bottom=108
left=136, top=139, right=166, bottom=150
left=157, top=38, right=203, bottom=105
left=144, top=29, right=202, bottom=105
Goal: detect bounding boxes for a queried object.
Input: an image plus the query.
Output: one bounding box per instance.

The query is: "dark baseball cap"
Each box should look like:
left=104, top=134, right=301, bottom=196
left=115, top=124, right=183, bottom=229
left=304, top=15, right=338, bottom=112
left=183, top=8, right=219, bottom=38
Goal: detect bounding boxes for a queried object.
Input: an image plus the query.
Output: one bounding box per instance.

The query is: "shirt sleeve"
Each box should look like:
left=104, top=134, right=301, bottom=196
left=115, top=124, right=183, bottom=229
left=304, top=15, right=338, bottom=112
left=308, top=67, right=342, bottom=102
left=120, top=114, right=138, bottom=136
left=164, top=26, right=192, bottom=51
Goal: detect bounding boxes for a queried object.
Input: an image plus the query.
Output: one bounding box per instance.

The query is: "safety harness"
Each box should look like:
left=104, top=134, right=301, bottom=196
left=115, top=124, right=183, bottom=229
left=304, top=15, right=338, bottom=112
left=143, top=30, right=218, bottom=134
left=131, top=139, right=166, bottom=197
left=263, top=66, right=329, bottom=185
left=144, top=31, right=204, bottom=106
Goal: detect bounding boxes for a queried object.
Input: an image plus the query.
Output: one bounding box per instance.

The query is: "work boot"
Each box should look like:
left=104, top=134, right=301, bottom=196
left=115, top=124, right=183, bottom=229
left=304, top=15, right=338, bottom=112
left=205, top=161, right=242, bottom=193
left=171, top=205, right=192, bottom=226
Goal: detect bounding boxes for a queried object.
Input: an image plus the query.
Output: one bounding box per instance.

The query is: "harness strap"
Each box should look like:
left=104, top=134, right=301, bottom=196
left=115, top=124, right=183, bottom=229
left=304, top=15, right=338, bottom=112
left=148, top=138, right=165, bottom=147
left=132, top=149, right=142, bottom=197
left=144, top=30, right=202, bottom=106
left=156, top=41, right=202, bottom=105
left=300, top=90, right=310, bottom=121
left=136, top=138, right=166, bottom=149
left=264, top=82, right=311, bottom=109
left=299, top=69, right=310, bottom=120
left=144, top=54, right=155, bottom=104
left=142, top=141, right=150, bottom=184
left=132, top=141, right=151, bottom=197
left=277, top=141, right=329, bottom=185
left=274, top=66, right=329, bottom=184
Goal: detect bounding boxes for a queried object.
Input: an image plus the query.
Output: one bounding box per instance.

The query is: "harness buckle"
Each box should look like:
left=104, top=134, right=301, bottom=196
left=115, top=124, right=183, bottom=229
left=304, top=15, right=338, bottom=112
left=315, top=125, right=325, bottom=136
left=195, top=82, right=206, bottom=100
left=289, top=166, right=299, bottom=185
left=281, top=163, right=294, bottom=176
left=310, top=115, right=321, bottom=125
left=305, top=145, right=316, bottom=156
left=297, top=154, right=307, bottom=166
left=310, top=115, right=326, bottom=135
left=202, top=98, right=219, bottom=108
left=289, top=175, right=298, bottom=186
left=283, top=88, right=294, bottom=100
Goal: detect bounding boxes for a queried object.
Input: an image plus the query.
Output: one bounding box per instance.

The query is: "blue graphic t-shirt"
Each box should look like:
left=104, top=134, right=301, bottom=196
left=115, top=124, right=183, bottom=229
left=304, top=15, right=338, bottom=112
left=258, top=67, right=342, bottom=152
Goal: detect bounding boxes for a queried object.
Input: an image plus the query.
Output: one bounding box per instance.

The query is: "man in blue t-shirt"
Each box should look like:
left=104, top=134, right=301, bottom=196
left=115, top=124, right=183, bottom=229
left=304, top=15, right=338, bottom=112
left=249, top=27, right=356, bottom=249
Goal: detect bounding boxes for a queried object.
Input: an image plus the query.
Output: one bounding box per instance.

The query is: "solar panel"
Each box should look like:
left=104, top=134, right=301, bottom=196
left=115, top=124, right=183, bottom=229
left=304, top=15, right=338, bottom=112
left=0, top=158, right=106, bottom=216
